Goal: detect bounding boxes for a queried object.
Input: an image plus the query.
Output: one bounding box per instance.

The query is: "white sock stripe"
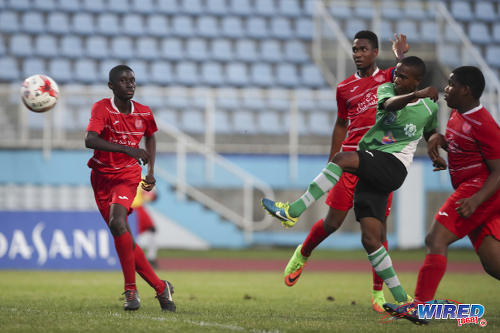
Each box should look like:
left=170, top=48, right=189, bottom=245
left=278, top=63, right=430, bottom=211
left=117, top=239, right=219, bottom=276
left=374, top=255, right=392, bottom=271
left=385, top=276, right=401, bottom=289
left=368, top=246, right=386, bottom=257
left=313, top=175, right=333, bottom=193
left=301, top=193, right=315, bottom=207
left=322, top=168, right=340, bottom=182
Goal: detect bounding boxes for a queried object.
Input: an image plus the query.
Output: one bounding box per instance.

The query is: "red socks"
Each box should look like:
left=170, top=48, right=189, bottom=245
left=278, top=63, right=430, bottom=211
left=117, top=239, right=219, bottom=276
left=134, top=245, right=165, bottom=294
left=372, top=241, right=388, bottom=291
left=301, top=219, right=331, bottom=257
left=415, top=254, right=447, bottom=302
left=113, top=232, right=136, bottom=290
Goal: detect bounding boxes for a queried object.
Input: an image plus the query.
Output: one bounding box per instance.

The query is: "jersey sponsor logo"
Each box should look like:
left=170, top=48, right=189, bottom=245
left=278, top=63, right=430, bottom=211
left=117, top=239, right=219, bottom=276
left=438, top=211, right=448, bottom=216
left=355, top=91, right=377, bottom=115
left=381, top=131, right=396, bottom=144
left=118, top=195, right=129, bottom=200
left=350, top=85, right=359, bottom=93
left=374, top=74, right=385, bottom=82
left=113, top=120, right=119, bottom=125
left=462, top=122, right=471, bottom=134
left=404, top=123, right=417, bottom=137
left=135, top=119, right=143, bottom=129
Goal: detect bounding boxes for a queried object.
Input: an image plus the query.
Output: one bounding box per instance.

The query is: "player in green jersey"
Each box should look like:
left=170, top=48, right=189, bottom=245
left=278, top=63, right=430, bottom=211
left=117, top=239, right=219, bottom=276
left=262, top=57, right=440, bottom=316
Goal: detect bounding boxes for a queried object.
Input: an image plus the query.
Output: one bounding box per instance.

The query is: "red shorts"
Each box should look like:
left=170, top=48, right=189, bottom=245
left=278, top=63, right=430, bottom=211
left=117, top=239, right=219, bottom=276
left=90, top=167, right=141, bottom=224
left=468, top=216, right=500, bottom=252
left=325, top=172, right=393, bottom=216
left=135, top=206, right=155, bottom=233
left=436, top=180, right=500, bottom=251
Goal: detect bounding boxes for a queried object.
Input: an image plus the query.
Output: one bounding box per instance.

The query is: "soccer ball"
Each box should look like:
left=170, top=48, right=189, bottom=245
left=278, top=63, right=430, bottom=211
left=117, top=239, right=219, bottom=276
left=20, top=74, right=59, bottom=113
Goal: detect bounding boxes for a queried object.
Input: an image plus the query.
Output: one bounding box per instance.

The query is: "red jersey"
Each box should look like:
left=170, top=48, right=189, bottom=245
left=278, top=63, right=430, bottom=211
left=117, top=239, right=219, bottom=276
left=86, top=98, right=158, bottom=173
left=445, top=105, right=500, bottom=189
left=336, top=67, right=394, bottom=151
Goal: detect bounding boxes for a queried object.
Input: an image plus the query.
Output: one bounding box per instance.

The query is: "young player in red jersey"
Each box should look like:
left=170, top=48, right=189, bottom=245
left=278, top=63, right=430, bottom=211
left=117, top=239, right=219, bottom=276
left=278, top=31, right=409, bottom=312
left=85, top=65, right=175, bottom=312
left=384, top=66, right=500, bottom=324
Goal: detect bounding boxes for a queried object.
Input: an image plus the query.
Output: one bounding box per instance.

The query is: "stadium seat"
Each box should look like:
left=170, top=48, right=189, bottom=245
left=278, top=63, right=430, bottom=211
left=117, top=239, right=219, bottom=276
left=438, top=45, right=461, bottom=67
left=301, top=64, right=326, bottom=88
left=166, top=86, right=190, bottom=109
left=122, top=14, right=145, bottom=37
left=354, top=3, right=375, bottom=19
left=296, top=18, right=314, bottom=40
left=127, top=60, right=148, bottom=84
left=260, top=40, right=283, bottom=63
left=235, top=39, right=258, bottom=62
left=48, top=58, right=71, bottom=83
left=295, top=89, right=316, bottom=111
left=172, top=15, right=195, bottom=37
left=175, top=61, right=199, bottom=86
left=396, top=20, right=420, bottom=43
left=151, top=61, right=173, bottom=85
left=181, top=109, right=205, bottom=134
left=283, top=111, right=308, bottom=135
left=161, top=38, right=184, bottom=61
left=146, top=15, right=169, bottom=37
left=82, top=0, right=105, bottom=13
left=345, top=19, right=367, bottom=39
left=268, top=89, right=290, bottom=111
left=475, top=1, right=497, bottom=22
left=108, top=0, right=129, bottom=14
left=493, top=23, right=500, bottom=43
left=250, top=63, right=274, bottom=87
left=201, top=62, right=224, bottom=86
left=233, top=110, right=257, bottom=134
left=402, top=0, right=427, bottom=19
left=211, top=39, right=234, bottom=61
left=59, top=0, right=80, bottom=12
left=0, top=11, right=19, bottom=33
left=6, top=0, right=31, bottom=11
left=0, top=36, right=5, bottom=56
left=97, top=13, right=120, bottom=36
left=98, top=59, right=121, bottom=82
left=469, top=23, right=491, bottom=45
left=10, top=34, right=32, bottom=57
left=216, top=87, right=240, bottom=109
left=181, top=0, right=204, bottom=16
left=33, top=0, right=55, bottom=12
left=329, top=2, right=351, bottom=19
left=271, top=17, right=294, bottom=40
left=242, top=88, right=265, bottom=110
left=229, top=0, right=253, bottom=16
left=277, top=64, right=299, bottom=88
left=139, top=85, right=164, bottom=109
left=221, top=16, right=245, bottom=38
left=191, top=87, right=210, bottom=109
left=110, top=37, right=135, bottom=60
left=186, top=38, right=209, bottom=61
left=156, top=109, right=179, bottom=128
left=486, top=46, right=500, bottom=68
left=381, top=1, right=402, bottom=19
left=254, top=0, right=276, bottom=17
left=157, top=0, right=179, bottom=15
left=214, top=110, right=232, bottom=134
left=60, top=35, right=84, bottom=59
left=86, top=36, right=109, bottom=60
left=72, top=13, right=95, bottom=35
left=246, top=17, right=268, bottom=39
left=284, top=40, right=309, bottom=63
left=420, top=21, right=438, bottom=43
left=206, top=0, right=227, bottom=16
left=278, top=0, right=302, bottom=17
left=226, top=62, right=249, bottom=87
left=137, top=38, right=160, bottom=60
left=380, top=21, right=394, bottom=42
left=444, top=25, right=461, bottom=43
left=47, top=12, right=70, bottom=35
left=34, top=35, right=58, bottom=58
left=308, top=111, right=332, bottom=136
left=450, top=1, right=473, bottom=21
left=21, top=12, right=45, bottom=34
left=131, top=0, right=155, bottom=14
left=257, top=111, right=286, bottom=134
left=22, top=58, right=46, bottom=78
left=75, top=59, right=98, bottom=83
left=197, top=16, right=219, bottom=38
left=316, top=89, right=337, bottom=111
left=0, top=57, right=20, bottom=81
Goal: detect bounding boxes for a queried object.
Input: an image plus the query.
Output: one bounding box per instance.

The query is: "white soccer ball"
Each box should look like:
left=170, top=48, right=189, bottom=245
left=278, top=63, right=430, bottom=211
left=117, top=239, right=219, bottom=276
left=20, top=74, right=59, bottom=113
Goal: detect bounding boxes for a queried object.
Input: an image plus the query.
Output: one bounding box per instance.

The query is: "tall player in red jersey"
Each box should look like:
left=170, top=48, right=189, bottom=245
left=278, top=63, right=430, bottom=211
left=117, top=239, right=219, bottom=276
left=383, top=66, right=500, bottom=324
left=281, top=30, right=409, bottom=312
left=85, top=65, right=176, bottom=312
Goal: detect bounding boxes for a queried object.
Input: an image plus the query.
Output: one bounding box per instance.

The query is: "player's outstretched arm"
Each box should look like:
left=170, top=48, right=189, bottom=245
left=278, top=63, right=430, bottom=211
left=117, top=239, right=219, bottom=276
left=383, top=86, right=438, bottom=112
left=391, top=33, right=409, bottom=61
left=85, top=131, right=150, bottom=165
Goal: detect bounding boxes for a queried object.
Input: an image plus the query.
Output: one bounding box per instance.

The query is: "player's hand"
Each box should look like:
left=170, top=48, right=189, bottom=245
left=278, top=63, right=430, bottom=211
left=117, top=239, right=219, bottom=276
left=427, top=133, right=447, bottom=162
left=455, top=197, right=479, bottom=218
left=432, top=156, right=447, bottom=171
left=391, top=33, right=409, bottom=59
left=141, top=174, right=156, bottom=192
left=415, top=86, right=439, bottom=102
left=125, top=147, right=150, bottom=165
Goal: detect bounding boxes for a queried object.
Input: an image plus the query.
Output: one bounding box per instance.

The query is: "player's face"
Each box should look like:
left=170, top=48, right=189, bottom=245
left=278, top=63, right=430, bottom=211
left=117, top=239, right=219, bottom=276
left=109, top=70, right=136, bottom=100
left=393, top=63, right=419, bottom=95
left=352, top=39, right=378, bottom=70
left=444, top=73, right=464, bottom=109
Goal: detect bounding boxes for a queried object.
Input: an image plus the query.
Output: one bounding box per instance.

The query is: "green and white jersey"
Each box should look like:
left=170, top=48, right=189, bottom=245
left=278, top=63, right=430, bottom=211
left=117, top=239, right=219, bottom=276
left=358, top=82, right=438, bottom=169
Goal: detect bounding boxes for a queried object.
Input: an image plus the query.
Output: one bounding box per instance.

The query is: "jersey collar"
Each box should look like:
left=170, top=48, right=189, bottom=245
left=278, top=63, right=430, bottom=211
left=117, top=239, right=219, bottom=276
left=463, top=104, right=483, bottom=115
left=110, top=97, right=135, bottom=114
left=354, top=67, right=380, bottom=79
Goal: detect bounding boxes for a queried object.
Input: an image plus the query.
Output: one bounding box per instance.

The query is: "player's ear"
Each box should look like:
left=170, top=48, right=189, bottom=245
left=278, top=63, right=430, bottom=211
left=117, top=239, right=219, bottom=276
left=108, top=81, right=113, bottom=90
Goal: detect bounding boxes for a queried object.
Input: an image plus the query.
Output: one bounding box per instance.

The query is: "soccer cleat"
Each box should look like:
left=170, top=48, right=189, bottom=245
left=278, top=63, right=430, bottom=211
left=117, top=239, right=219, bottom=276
left=371, top=290, right=386, bottom=313
left=156, top=280, right=176, bottom=312
left=261, top=198, right=298, bottom=228
left=123, top=289, right=140, bottom=311
left=284, top=245, right=308, bottom=286
left=383, top=301, right=429, bottom=325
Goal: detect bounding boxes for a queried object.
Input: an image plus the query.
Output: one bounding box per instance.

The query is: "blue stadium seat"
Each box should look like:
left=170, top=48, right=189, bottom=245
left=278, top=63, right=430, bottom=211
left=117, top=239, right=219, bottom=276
left=450, top=1, right=473, bottom=21
left=82, top=0, right=105, bottom=13
left=345, top=19, right=367, bottom=39
left=276, top=64, right=299, bottom=88
left=254, top=0, right=276, bottom=17
left=186, top=38, right=209, bottom=61
left=469, top=22, right=491, bottom=45
left=47, top=12, right=70, bottom=35
left=146, top=15, right=169, bottom=37
left=201, top=62, right=224, bottom=86
left=34, top=35, right=58, bottom=58
left=301, top=64, right=326, bottom=88
left=131, top=0, right=155, bottom=14
left=157, top=0, right=180, bottom=14
left=136, top=37, right=159, bottom=60
left=270, top=17, right=293, bottom=40
left=296, top=18, right=313, bottom=40
left=493, top=23, right=500, bottom=43
left=257, top=111, right=286, bottom=134
left=151, top=61, right=173, bottom=85
left=127, top=60, right=149, bottom=84
left=354, top=3, right=375, bottom=19
left=33, top=0, right=55, bottom=11
left=123, top=14, right=145, bottom=37
left=235, top=39, right=258, bottom=62
left=181, top=0, right=204, bottom=15
left=0, top=36, right=5, bottom=56
left=308, top=111, right=332, bottom=136
left=382, top=1, right=402, bottom=20
left=475, top=1, right=497, bottom=22
left=268, top=89, right=290, bottom=111
left=167, top=86, right=190, bottom=109
left=75, top=59, right=98, bottom=83
left=175, top=61, right=199, bottom=86
left=6, top=0, right=30, bottom=11
left=72, top=13, right=95, bottom=35
left=97, top=14, right=120, bottom=36
left=380, top=21, right=394, bottom=42
left=284, top=111, right=308, bottom=135
left=295, top=89, right=316, bottom=111
left=284, top=40, right=309, bottom=63
left=59, top=0, right=80, bottom=12
left=161, top=38, right=184, bottom=61
left=420, top=21, right=437, bottom=43
left=229, top=0, right=253, bottom=16
left=10, top=34, right=32, bottom=57
left=278, top=0, right=302, bottom=17
left=0, top=57, right=20, bottom=81
left=110, top=37, right=134, bottom=60
left=260, top=40, right=282, bottom=63
left=246, top=17, right=268, bottom=39
left=181, top=109, right=205, bottom=134
left=48, top=58, right=71, bottom=83
left=221, top=16, right=245, bottom=38
left=233, top=110, right=257, bottom=134
left=403, top=0, right=427, bottom=19
left=206, top=0, right=227, bottom=16
left=60, top=35, right=84, bottom=59
left=0, top=11, right=19, bottom=33
left=156, top=109, right=179, bottom=128
left=250, top=63, right=274, bottom=87
left=21, top=12, right=45, bottom=34
left=86, top=36, right=109, bottom=60
left=329, top=2, right=351, bottom=19
left=304, top=0, right=315, bottom=16
left=316, top=89, right=337, bottom=111
left=395, top=20, right=420, bottom=42
left=108, top=0, right=129, bottom=14
left=22, top=58, right=46, bottom=78
left=438, top=45, right=461, bottom=67
left=98, top=59, right=121, bottom=82
left=191, top=87, right=210, bottom=109
left=216, top=88, right=240, bottom=109
left=172, top=15, right=195, bottom=37
left=242, top=88, right=265, bottom=110
left=226, top=62, right=249, bottom=86
left=211, top=39, right=233, bottom=61
left=486, top=46, right=500, bottom=68
left=214, top=111, right=232, bottom=134
left=197, top=16, right=219, bottom=38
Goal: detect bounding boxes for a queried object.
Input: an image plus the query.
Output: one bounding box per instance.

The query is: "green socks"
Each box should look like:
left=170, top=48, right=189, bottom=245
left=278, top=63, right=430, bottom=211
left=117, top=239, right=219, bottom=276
left=288, top=162, right=343, bottom=218
left=368, top=246, right=408, bottom=303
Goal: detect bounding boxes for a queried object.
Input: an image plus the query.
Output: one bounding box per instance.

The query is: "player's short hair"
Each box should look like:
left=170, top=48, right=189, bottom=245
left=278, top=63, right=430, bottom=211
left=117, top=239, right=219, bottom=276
left=109, top=65, right=134, bottom=83
left=400, top=56, right=426, bottom=80
left=354, top=30, right=378, bottom=49
left=451, top=66, right=485, bottom=99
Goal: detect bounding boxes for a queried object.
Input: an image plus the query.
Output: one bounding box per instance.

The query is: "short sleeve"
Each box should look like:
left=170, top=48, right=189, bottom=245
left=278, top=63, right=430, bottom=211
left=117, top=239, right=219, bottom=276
left=336, top=86, right=347, bottom=120
left=383, top=67, right=396, bottom=83
left=376, top=83, right=395, bottom=111
left=424, top=101, right=438, bottom=134
left=86, top=102, right=106, bottom=134
left=474, top=114, right=500, bottom=160
left=144, top=109, right=158, bottom=137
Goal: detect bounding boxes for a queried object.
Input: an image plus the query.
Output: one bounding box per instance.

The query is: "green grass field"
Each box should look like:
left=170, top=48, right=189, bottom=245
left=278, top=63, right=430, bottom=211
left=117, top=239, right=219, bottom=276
left=1, top=250, right=498, bottom=332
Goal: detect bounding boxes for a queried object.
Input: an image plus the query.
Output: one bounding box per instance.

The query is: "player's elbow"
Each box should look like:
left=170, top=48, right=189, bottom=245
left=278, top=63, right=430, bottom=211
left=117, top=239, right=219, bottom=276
left=84, top=132, right=96, bottom=149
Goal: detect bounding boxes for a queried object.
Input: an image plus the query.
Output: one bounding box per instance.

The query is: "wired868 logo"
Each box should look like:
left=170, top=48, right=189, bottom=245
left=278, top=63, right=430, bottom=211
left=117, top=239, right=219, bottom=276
left=418, top=300, right=487, bottom=327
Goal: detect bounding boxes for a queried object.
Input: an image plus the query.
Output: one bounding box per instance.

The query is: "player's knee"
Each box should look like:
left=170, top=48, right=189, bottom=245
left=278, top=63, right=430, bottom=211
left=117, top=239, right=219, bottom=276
left=109, top=217, right=127, bottom=236
left=323, top=217, right=341, bottom=233
left=424, top=233, right=444, bottom=253
left=361, top=233, right=380, bottom=253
